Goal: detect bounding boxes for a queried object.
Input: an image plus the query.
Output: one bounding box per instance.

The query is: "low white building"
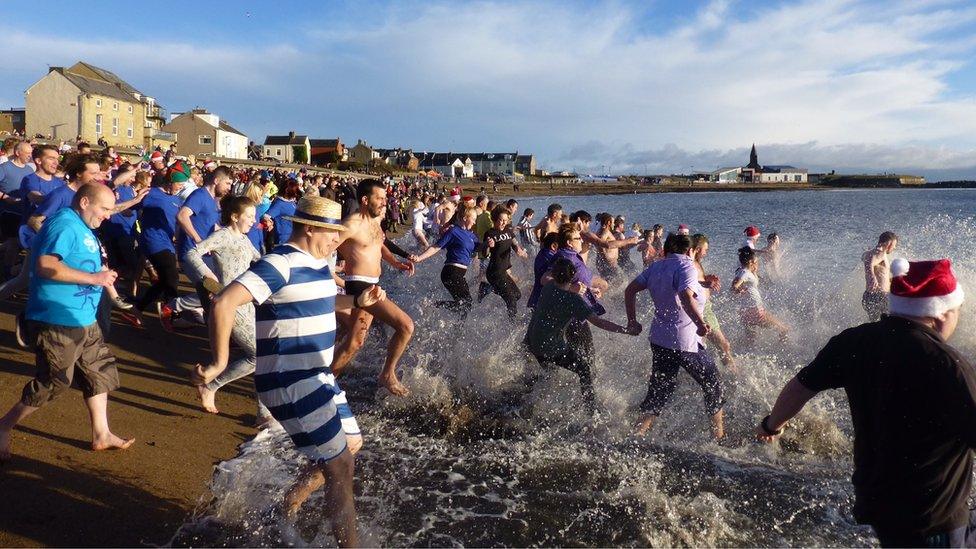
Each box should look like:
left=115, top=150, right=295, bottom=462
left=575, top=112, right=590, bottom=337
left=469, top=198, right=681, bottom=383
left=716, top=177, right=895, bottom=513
left=417, top=153, right=474, bottom=178
left=711, top=167, right=741, bottom=183
left=758, top=165, right=808, bottom=183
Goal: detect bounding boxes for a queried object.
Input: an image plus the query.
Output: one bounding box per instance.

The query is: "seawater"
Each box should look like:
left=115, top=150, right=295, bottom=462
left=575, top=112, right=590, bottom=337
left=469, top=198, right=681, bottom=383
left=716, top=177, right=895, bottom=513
left=173, top=188, right=976, bottom=547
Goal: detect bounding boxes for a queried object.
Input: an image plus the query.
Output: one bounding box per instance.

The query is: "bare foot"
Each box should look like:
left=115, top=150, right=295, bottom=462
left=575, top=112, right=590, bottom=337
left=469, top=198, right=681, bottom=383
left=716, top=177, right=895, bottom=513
left=0, top=429, right=11, bottom=464
left=633, top=414, right=656, bottom=436
left=196, top=384, right=219, bottom=414
left=92, top=434, right=135, bottom=452
left=379, top=372, right=409, bottom=396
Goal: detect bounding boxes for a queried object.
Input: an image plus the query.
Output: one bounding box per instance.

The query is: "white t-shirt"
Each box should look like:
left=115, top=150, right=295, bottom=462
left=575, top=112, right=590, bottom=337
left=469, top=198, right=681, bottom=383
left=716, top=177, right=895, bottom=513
left=412, top=206, right=429, bottom=232
left=733, top=267, right=763, bottom=310
left=741, top=238, right=757, bottom=249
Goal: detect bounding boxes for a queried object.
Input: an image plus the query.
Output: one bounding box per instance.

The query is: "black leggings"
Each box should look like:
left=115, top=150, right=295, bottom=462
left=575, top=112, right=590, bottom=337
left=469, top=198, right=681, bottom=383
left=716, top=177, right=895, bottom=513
left=487, top=270, right=521, bottom=321
left=531, top=349, right=595, bottom=413
left=436, top=265, right=472, bottom=316
left=137, top=250, right=179, bottom=312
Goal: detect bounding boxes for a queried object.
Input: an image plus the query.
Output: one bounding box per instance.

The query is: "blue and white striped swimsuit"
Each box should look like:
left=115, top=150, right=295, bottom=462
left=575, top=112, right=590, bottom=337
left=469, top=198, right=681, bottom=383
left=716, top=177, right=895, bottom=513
left=236, top=244, right=359, bottom=462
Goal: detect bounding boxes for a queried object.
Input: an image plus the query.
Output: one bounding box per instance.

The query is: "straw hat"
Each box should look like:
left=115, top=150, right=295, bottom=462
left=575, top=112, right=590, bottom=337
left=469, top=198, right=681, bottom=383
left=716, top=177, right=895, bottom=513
left=284, top=195, right=346, bottom=231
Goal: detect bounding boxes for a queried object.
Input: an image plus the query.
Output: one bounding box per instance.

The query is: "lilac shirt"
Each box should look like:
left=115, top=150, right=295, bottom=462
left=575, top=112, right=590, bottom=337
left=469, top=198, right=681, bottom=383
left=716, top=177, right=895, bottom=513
left=633, top=253, right=705, bottom=352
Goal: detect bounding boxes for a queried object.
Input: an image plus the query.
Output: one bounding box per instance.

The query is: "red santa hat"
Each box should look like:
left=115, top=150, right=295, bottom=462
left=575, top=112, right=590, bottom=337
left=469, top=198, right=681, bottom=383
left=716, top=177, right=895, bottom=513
left=888, top=258, right=965, bottom=318
left=744, top=226, right=760, bottom=238
left=203, top=159, right=217, bottom=169
left=677, top=224, right=689, bottom=235
left=150, top=151, right=164, bottom=163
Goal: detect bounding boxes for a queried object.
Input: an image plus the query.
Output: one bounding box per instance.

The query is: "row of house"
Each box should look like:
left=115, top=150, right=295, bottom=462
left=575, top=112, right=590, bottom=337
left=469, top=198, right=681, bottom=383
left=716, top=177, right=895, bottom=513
left=343, top=139, right=537, bottom=177
left=258, top=132, right=346, bottom=165
left=14, top=61, right=250, bottom=158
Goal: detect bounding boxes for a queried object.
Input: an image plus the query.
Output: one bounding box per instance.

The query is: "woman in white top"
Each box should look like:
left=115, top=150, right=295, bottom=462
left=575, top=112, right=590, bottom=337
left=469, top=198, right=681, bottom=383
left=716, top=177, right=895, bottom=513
left=731, top=246, right=789, bottom=345
left=186, top=195, right=269, bottom=423
left=411, top=198, right=429, bottom=249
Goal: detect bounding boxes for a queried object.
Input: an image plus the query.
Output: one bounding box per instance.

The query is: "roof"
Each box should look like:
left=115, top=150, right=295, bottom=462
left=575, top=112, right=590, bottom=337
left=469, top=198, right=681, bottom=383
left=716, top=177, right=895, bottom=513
left=264, top=134, right=308, bottom=145
left=416, top=152, right=471, bottom=167
left=310, top=138, right=340, bottom=147
left=55, top=68, right=139, bottom=103
left=712, top=166, right=741, bottom=174
left=71, top=61, right=143, bottom=96
left=763, top=165, right=807, bottom=173
left=218, top=120, right=247, bottom=137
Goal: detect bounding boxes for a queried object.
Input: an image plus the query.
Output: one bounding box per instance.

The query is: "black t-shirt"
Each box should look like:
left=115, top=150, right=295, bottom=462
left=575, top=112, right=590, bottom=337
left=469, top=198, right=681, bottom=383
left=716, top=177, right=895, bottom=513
left=484, top=227, right=518, bottom=276
left=797, top=315, right=976, bottom=535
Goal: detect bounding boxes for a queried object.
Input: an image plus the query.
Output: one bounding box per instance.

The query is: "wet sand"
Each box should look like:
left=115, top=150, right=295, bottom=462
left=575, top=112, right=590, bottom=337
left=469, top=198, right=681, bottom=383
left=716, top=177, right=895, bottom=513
left=0, top=294, right=258, bottom=547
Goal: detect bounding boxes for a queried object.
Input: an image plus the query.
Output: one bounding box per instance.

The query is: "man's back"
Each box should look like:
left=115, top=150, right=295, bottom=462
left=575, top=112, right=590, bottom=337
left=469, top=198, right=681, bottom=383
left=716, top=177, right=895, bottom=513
left=797, top=316, right=976, bottom=535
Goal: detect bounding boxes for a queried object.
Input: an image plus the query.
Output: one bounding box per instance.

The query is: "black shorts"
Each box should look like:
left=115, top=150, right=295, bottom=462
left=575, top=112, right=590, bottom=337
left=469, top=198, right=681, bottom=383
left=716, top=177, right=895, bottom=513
left=0, top=211, right=20, bottom=240
left=345, top=279, right=376, bottom=299
left=103, top=232, right=141, bottom=271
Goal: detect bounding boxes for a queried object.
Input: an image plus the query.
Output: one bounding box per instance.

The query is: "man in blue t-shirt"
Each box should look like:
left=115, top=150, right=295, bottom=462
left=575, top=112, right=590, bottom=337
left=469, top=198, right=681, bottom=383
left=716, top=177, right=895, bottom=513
left=173, top=165, right=232, bottom=317
left=19, top=144, right=64, bottom=221
left=0, top=184, right=134, bottom=463
left=0, top=141, right=34, bottom=275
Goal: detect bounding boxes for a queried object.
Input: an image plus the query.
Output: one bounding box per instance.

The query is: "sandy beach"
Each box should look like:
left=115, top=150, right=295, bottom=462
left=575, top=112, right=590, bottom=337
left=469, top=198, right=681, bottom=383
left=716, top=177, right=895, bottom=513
left=0, top=292, right=256, bottom=547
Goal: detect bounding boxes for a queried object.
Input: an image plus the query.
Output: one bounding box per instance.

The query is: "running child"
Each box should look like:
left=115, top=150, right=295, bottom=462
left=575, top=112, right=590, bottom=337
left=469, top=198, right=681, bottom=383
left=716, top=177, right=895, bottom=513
left=731, top=246, right=789, bottom=344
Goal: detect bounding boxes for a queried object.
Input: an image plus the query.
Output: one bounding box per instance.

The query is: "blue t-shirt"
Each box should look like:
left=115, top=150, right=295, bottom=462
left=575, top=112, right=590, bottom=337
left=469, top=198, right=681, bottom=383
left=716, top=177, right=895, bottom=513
left=264, top=197, right=297, bottom=245
left=104, top=184, right=138, bottom=237
left=35, top=183, right=76, bottom=219
left=19, top=173, right=65, bottom=220
left=139, top=186, right=183, bottom=255
left=0, top=162, right=32, bottom=213
left=176, top=187, right=220, bottom=258
left=435, top=225, right=480, bottom=266
left=26, top=208, right=103, bottom=327
left=247, top=223, right=263, bottom=253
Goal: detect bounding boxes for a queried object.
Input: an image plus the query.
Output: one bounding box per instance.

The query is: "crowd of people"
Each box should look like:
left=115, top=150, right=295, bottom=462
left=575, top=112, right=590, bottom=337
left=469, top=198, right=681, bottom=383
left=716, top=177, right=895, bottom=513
left=0, top=134, right=974, bottom=547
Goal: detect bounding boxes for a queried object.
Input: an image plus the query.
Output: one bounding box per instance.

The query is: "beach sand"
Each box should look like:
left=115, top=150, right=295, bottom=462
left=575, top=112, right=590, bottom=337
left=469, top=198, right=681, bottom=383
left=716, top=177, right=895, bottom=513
left=0, top=295, right=256, bottom=547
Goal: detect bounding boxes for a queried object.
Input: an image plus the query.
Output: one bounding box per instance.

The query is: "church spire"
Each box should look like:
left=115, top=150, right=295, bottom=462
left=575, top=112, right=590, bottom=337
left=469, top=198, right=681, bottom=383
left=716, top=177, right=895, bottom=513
left=747, top=143, right=761, bottom=170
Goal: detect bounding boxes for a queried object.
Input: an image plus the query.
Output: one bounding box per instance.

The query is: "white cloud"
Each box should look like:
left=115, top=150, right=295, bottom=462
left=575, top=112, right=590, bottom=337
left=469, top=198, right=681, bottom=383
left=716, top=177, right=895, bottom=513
left=1, top=0, right=975, bottom=177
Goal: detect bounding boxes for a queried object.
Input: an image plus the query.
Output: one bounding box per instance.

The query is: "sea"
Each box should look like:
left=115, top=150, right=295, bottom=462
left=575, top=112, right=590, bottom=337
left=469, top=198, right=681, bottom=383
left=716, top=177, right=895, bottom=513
left=173, top=188, right=976, bottom=547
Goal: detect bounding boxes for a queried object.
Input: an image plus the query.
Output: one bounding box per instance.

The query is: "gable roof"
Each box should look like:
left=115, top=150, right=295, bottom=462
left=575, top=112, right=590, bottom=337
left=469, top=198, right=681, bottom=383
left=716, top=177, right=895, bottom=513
left=69, top=61, right=143, bottom=97
left=218, top=120, right=247, bottom=137
left=264, top=134, right=308, bottom=145
left=54, top=68, right=139, bottom=103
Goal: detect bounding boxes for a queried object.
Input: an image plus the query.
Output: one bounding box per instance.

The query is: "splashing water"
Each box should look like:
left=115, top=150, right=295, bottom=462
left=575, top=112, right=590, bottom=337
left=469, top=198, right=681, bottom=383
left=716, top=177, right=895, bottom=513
left=173, top=189, right=976, bottom=547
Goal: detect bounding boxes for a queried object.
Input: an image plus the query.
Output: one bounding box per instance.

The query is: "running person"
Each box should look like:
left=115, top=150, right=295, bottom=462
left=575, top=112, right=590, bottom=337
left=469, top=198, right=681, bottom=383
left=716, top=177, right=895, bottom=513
left=331, top=179, right=415, bottom=396
left=194, top=196, right=382, bottom=546
left=862, top=231, right=898, bottom=321
left=525, top=257, right=636, bottom=415
left=732, top=246, right=789, bottom=344
left=483, top=205, right=528, bottom=321
left=412, top=206, right=481, bottom=317
left=690, top=234, right=736, bottom=371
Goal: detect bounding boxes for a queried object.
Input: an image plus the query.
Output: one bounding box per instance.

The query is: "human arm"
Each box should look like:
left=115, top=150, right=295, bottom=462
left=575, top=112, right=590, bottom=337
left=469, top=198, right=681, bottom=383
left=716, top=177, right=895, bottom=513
left=755, top=376, right=818, bottom=442
left=381, top=244, right=414, bottom=275
left=588, top=314, right=635, bottom=335
left=679, top=288, right=710, bottom=337
left=413, top=245, right=442, bottom=263
left=35, top=254, right=117, bottom=287
left=112, top=186, right=148, bottom=214
left=335, top=284, right=386, bottom=310
left=384, top=237, right=411, bottom=260
left=624, top=276, right=647, bottom=335
left=183, top=230, right=226, bottom=285
left=582, top=231, right=639, bottom=250
left=863, top=250, right=880, bottom=291
left=193, top=281, right=255, bottom=384
left=176, top=206, right=203, bottom=245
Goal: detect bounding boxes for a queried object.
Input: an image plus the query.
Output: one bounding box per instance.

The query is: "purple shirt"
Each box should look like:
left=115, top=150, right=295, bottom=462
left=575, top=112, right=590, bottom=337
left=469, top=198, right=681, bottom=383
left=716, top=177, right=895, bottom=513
left=554, top=248, right=605, bottom=315
left=633, top=253, right=705, bottom=352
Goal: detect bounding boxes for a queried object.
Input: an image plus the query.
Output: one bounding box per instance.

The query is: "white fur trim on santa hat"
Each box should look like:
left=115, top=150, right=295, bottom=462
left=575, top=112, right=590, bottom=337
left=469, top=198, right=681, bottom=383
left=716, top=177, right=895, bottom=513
left=890, top=257, right=909, bottom=278
left=889, top=286, right=965, bottom=318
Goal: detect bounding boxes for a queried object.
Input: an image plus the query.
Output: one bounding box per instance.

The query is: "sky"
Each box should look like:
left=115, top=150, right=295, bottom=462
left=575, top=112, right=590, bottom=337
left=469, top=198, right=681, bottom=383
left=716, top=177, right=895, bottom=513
left=1, top=0, right=976, bottom=180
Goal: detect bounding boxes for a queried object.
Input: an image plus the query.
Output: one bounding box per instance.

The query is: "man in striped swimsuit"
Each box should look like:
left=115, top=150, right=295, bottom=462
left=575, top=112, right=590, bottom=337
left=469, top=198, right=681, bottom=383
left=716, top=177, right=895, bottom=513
left=195, top=196, right=385, bottom=547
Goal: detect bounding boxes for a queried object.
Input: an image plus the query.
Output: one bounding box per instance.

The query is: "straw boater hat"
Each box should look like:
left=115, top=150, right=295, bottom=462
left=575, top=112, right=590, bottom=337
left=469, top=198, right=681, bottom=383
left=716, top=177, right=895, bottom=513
left=284, top=195, right=346, bottom=231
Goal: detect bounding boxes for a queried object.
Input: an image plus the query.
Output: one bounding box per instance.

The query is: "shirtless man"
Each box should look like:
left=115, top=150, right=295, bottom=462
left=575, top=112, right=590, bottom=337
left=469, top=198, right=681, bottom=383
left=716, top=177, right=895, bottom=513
left=532, top=203, right=562, bottom=241
left=332, top=179, right=415, bottom=396
left=862, top=231, right=898, bottom=321
left=593, top=212, right=627, bottom=281
left=573, top=210, right=638, bottom=268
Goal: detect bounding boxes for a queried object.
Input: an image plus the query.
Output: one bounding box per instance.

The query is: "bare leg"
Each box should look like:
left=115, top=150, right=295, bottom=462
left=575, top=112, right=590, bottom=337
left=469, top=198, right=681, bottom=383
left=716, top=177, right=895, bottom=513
left=0, top=402, right=39, bottom=462
left=362, top=298, right=414, bottom=396
left=86, top=393, right=135, bottom=451
left=283, top=451, right=358, bottom=547
left=762, top=313, right=790, bottom=341
left=706, top=328, right=736, bottom=373
left=634, top=412, right=657, bottom=436
left=331, top=308, right=374, bottom=377
left=711, top=409, right=725, bottom=440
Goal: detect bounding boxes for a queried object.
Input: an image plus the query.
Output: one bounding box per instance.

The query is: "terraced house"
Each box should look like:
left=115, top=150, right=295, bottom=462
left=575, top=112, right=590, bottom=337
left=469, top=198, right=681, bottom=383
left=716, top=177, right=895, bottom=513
left=24, top=61, right=175, bottom=149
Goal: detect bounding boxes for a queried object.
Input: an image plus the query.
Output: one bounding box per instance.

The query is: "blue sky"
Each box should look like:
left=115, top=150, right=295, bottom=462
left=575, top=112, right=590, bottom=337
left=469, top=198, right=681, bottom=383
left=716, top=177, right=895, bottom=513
left=2, top=0, right=976, bottom=179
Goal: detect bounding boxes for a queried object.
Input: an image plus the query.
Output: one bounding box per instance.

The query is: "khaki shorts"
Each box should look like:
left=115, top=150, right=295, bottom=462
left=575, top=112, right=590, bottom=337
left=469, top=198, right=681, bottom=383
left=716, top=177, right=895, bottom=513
left=21, top=321, right=119, bottom=407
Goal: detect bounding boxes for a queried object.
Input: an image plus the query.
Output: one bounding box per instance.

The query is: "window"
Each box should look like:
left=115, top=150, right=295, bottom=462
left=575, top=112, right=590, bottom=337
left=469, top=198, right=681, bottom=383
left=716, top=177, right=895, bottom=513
left=112, top=117, right=118, bottom=136
left=199, top=135, right=213, bottom=145
left=95, top=114, right=102, bottom=135
left=127, top=105, right=133, bottom=114
left=113, top=102, right=118, bottom=111
left=127, top=119, right=133, bottom=138
left=276, top=148, right=282, bottom=156
left=95, top=98, right=102, bottom=108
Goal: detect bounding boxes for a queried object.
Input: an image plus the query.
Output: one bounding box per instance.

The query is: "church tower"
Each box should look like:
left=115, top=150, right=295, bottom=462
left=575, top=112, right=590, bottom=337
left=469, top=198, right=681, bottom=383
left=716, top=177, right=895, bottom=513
left=747, top=143, right=761, bottom=170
